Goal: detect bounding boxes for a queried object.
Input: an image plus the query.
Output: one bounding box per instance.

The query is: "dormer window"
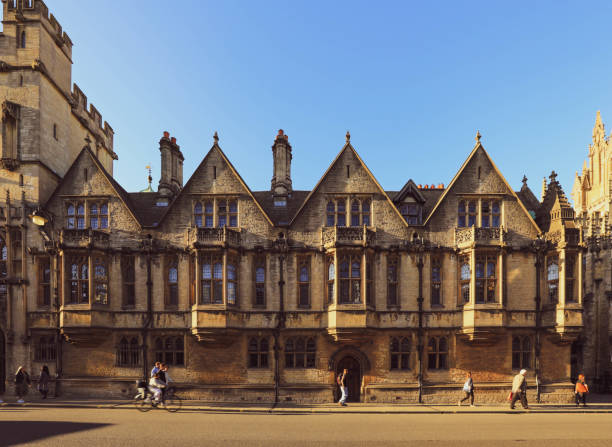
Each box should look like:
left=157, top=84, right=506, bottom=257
left=274, top=198, right=287, bottom=207
left=400, top=203, right=421, bottom=225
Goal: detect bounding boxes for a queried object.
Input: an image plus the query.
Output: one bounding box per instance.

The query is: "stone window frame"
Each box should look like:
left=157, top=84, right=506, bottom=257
left=459, top=255, right=470, bottom=304
left=326, top=196, right=373, bottom=227
left=338, top=253, right=361, bottom=304
left=481, top=200, right=501, bottom=228
left=93, top=255, right=109, bottom=305
left=387, top=254, right=399, bottom=307
left=457, top=200, right=476, bottom=228
left=458, top=198, right=502, bottom=229
left=10, top=228, right=22, bottom=278
left=154, top=335, right=185, bottom=366
left=400, top=202, right=422, bottom=225
left=66, top=255, right=89, bottom=305
left=193, top=197, right=237, bottom=228
left=285, top=336, right=316, bottom=368
left=197, top=251, right=239, bottom=307
left=431, top=255, right=442, bottom=306
left=547, top=255, right=559, bottom=305
left=254, top=255, right=266, bottom=308
left=165, top=255, right=179, bottom=308
left=65, top=199, right=110, bottom=230
left=365, top=253, right=374, bottom=307
left=193, top=200, right=214, bottom=228
left=565, top=252, right=576, bottom=303
left=34, top=335, right=56, bottom=362
left=88, top=202, right=109, bottom=230
left=247, top=337, right=269, bottom=369
left=475, top=253, right=497, bottom=304
left=122, top=255, right=136, bottom=308
left=427, top=336, right=449, bottom=370
left=326, top=256, right=335, bottom=306
left=297, top=255, right=311, bottom=308
left=512, top=335, right=532, bottom=370
left=390, top=336, right=411, bottom=370
left=0, top=234, right=7, bottom=279
left=116, top=336, right=140, bottom=367
left=38, top=256, right=51, bottom=308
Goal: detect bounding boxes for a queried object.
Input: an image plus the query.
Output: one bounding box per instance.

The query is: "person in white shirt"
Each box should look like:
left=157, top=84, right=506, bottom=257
left=148, top=372, right=166, bottom=403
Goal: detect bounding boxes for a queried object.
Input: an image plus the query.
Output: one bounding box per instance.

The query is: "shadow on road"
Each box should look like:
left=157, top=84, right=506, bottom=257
left=0, top=421, right=111, bottom=446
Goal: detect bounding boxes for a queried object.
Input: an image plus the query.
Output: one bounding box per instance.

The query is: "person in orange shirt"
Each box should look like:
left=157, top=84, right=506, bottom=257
left=575, top=374, right=589, bottom=407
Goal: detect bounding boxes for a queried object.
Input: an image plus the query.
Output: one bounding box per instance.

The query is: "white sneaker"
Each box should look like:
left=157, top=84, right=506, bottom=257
left=17, top=399, right=24, bottom=403
left=470, top=404, right=475, bottom=407
left=457, top=401, right=461, bottom=406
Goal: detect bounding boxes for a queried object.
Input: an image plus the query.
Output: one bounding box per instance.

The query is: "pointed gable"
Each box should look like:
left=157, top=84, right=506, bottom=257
left=156, top=135, right=274, bottom=231
left=393, top=179, right=426, bottom=204
left=424, top=134, right=540, bottom=243
left=290, top=134, right=408, bottom=232
left=44, top=146, right=142, bottom=229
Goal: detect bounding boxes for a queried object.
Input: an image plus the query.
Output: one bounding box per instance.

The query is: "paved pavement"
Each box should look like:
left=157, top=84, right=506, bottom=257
left=1, top=407, right=612, bottom=446
left=2, top=395, right=612, bottom=414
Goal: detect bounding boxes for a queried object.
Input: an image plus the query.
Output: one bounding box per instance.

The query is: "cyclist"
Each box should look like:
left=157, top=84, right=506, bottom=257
left=148, top=372, right=166, bottom=404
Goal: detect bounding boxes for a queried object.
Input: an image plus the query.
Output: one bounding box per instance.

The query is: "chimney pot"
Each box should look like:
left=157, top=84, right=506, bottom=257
left=163, top=131, right=170, bottom=139
left=430, top=184, right=435, bottom=189
left=438, top=183, right=444, bottom=189
left=171, top=137, right=176, bottom=144
left=278, top=129, right=284, bottom=136
left=418, top=184, right=422, bottom=188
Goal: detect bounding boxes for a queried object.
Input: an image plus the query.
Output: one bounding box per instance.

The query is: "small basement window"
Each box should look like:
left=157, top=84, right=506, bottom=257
left=156, top=199, right=169, bottom=207
left=274, top=198, right=287, bottom=207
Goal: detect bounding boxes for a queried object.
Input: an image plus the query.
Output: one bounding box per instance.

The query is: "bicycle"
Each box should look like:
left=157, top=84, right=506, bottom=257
left=133, top=380, right=182, bottom=413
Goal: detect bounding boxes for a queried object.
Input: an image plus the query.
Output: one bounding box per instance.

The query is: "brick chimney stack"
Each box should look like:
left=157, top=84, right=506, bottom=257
left=271, top=129, right=292, bottom=201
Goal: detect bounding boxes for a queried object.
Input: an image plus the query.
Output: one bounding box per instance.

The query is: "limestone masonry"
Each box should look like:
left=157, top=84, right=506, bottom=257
left=0, top=0, right=601, bottom=403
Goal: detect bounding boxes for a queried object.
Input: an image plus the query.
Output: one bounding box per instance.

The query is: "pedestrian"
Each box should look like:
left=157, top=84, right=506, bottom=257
left=510, top=369, right=529, bottom=410
left=338, top=368, right=348, bottom=406
left=458, top=371, right=474, bottom=407
left=575, top=374, right=589, bottom=407
left=15, top=366, right=31, bottom=403
left=150, top=361, right=161, bottom=377
left=38, top=365, right=50, bottom=399
left=158, top=363, right=167, bottom=384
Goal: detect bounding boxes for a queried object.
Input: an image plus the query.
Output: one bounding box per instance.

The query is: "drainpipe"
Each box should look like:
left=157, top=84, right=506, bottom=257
left=273, top=232, right=288, bottom=407
left=142, top=234, right=153, bottom=379
left=417, top=253, right=424, bottom=404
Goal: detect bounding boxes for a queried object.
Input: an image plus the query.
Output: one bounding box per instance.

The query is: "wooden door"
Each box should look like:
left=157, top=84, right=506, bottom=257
left=337, top=356, right=361, bottom=402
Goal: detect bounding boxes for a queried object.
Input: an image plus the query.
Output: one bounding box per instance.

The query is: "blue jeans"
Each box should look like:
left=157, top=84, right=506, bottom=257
left=339, top=386, right=348, bottom=404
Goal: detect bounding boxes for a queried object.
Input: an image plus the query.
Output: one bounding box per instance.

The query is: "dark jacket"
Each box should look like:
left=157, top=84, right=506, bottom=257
left=15, top=370, right=30, bottom=385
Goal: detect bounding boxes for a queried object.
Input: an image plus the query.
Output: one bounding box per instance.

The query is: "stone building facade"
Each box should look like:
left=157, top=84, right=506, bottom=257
left=572, top=111, right=612, bottom=391
left=0, top=1, right=584, bottom=403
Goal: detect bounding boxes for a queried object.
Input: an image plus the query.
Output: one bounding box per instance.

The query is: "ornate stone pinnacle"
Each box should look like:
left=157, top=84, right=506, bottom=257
left=475, top=130, right=481, bottom=143
left=213, top=131, right=219, bottom=144
left=522, top=175, right=528, bottom=185
left=346, top=131, right=350, bottom=142
left=549, top=170, right=558, bottom=182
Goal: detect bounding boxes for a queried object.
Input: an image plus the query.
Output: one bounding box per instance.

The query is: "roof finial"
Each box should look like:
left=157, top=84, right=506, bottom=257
left=549, top=170, right=558, bottom=183
left=346, top=130, right=351, bottom=142
left=522, top=174, right=528, bottom=186
left=213, top=131, right=219, bottom=144
left=475, top=130, right=481, bottom=143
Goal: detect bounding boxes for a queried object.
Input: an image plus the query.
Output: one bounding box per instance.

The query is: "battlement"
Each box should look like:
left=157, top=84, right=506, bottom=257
left=3, top=0, right=73, bottom=54
left=71, top=83, right=115, bottom=157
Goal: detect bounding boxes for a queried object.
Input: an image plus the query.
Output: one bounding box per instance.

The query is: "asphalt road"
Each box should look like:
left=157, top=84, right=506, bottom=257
left=1, top=407, right=612, bottom=447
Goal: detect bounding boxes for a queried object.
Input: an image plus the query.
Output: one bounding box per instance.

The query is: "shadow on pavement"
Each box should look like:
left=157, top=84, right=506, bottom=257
left=0, top=421, right=111, bottom=446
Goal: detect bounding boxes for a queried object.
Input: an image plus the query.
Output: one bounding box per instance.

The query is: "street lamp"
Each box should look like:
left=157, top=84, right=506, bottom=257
left=407, top=234, right=426, bottom=404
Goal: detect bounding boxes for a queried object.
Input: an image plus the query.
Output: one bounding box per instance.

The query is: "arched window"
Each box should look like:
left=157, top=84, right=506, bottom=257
left=387, top=255, right=398, bottom=306
left=547, top=257, right=559, bottom=304
left=327, top=258, right=335, bottom=305
left=248, top=337, right=269, bottom=368
left=512, top=336, right=532, bottom=370
left=166, top=256, right=178, bottom=307
left=326, top=201, right=335, bottom=226
left=428, top=336, right=448, bottom=370
left=0, top=236, right=7, bottom=278
left=460, top=257, right=470, bottom=303
left=154, top=336, right=184, bottom=366
left=390, top=337, right=410, bottom=370
left=298, top=256, right=310, bottom=308
left=254, top=257, right=265, bottom=307
left=93, top=256, right=108, bottom=304
left=20, top=30, right=26, bottom=49
left=194, top=202, right=203, bottom=228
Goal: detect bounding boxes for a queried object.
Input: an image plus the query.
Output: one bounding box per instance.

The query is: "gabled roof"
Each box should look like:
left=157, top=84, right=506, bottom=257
left=516, top=177, right=540, bottom=213
left=156, top=137, right=274, bottom=227
left=289, top=137, right=408, bottom=226
left=393, top=179, right=426, bottom=204
left=43, top=146, right=142, bottom=229
left=422, top=137, right=541, bottom=233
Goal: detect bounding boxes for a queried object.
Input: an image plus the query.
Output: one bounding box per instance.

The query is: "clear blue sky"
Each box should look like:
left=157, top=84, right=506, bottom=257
left=49, top=0, right=612, bottom=198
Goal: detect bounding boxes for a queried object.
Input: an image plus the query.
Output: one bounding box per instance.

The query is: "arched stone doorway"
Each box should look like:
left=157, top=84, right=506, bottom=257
left=0, top=329, right=5, bottom=394
left=336, top=355, right=361, bottom=402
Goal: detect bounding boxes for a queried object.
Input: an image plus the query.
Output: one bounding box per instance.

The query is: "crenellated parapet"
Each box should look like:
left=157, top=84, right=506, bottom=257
left=71, top=83, right=116, bottom=158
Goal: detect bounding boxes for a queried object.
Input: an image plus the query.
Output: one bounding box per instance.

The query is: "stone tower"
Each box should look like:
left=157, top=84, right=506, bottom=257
left=0, top=0, right=116, bottom=205
left=270, top=129, right=292, bottom=205
left=157, top=131, right=183, bottom=199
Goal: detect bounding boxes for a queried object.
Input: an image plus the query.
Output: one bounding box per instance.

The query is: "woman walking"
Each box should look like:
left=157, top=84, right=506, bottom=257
left=15, top=366, right=30, bottom=403
left=575, top=374, right=589, bottom=407
left=458, top=371, right=474, bottom=407
left=38, top=365, right=50, bottom=399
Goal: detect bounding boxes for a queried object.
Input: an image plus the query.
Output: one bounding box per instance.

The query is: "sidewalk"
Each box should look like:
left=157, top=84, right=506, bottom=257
left=2, top=397, right=612, bottom=414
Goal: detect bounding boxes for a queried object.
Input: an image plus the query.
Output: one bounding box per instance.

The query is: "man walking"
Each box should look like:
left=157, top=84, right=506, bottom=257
left=510, top=369, right=529, bottom=410
left=338, top=368, right=348, bottom=406
left=458, top=371, right=474, bottom=407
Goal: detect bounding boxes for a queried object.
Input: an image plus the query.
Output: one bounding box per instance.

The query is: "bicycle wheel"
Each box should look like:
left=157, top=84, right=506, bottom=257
left=134, top=395, right=152, bottom=412
left=163, top=395, right=182, bottom=413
